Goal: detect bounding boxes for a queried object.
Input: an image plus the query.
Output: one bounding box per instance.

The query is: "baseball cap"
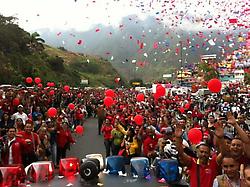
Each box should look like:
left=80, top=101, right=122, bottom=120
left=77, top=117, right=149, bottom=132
left=224, top=132, right=233, bottom=140
left=18, top=104, right=24, bottom=108
left=161, top=127, right=173, bottom=134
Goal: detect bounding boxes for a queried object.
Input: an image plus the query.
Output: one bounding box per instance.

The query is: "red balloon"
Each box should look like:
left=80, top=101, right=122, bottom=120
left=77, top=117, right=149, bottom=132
left=105, top=89, right=115, bottom=98
left=207, top=78, right=222, bottom=93
left=75, top=125, right=84, bottom=135
left=37, top=83, right=43, bottom=88
left=134, top=115, right=144, bottom=125
left=188, top=128, right=203, bottom=144
left=154, top=93, right=160, bottom=100
left=47, top=107, right=57, bottom=118
left=184, top=103, right=190, bottom=110
left=26, top=77, right=33, bottom=84
left=49, top=90, right=55, bottom=96
left=156, top=85, right=166, bottom=96
left=179, top=107, right=185, bottom=114
left=136, top=93, right=145, bottom=102
left=68, top=103, right=75, bottom=110
left=34, top=77, right=41, bottom=84
left=12, top=98, right=20, bottom=106
left=104, top=97, right=114, bottom=107
left=47, top=82, right=55, bottom=87
left=64, top=85, right=70, bottom=92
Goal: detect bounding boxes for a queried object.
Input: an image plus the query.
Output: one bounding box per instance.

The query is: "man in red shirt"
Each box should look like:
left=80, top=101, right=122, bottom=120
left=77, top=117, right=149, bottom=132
left=97, top=104, right=106, bottom=135
left=17, top=122, right=40, bottom=167
left=175, top=126, right=223, bottom=187
left=1, top=127, right=26, bottom=165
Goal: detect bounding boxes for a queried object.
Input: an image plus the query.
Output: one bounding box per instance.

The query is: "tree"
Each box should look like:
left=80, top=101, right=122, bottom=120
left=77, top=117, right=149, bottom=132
left=28, top=32, right=45, bottom=52
left=0, top=15, right=30, bottom=54
left=47, top=56, right=65, bottom=72
left=198, top=62, right=219, bottom=81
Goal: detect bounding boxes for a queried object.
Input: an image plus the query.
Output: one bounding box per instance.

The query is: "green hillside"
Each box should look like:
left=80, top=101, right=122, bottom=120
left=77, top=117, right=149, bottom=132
left=0, top=15, right=121, bottom=87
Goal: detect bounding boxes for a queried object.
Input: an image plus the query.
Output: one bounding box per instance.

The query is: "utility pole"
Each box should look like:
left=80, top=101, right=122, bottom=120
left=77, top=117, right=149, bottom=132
left=180, top=41, right=183, bottom=86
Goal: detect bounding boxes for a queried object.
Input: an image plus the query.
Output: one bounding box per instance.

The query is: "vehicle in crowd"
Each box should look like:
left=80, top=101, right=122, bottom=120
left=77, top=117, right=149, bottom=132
left=191, top=88, right=211, bottom=97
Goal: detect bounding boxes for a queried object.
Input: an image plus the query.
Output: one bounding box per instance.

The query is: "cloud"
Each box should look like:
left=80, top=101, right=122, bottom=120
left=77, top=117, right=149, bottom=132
left=0, top=0, right=248, bottom=32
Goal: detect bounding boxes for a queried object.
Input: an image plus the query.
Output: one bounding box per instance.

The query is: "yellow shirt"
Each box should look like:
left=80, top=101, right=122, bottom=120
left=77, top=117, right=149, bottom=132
left=126, top=137, right=138, bottom=155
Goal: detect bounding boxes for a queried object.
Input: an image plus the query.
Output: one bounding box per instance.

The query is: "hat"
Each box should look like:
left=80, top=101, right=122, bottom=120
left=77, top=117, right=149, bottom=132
left=18, top=104, right=23, bottom=108
left=224, top=132, right=233, bottom=140
left=161, top=127, right=173, bottom=134
left=165, top=127, right=173, bottom=134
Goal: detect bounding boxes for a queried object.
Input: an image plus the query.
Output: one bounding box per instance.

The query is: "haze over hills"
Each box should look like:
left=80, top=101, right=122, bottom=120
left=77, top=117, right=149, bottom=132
left=37, top=15, right=244, bottom=82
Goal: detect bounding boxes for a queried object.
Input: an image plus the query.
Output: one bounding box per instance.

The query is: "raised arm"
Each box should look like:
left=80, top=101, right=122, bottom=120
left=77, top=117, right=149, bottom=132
left=227, top=112, right=250, bottom=158
left=213, top=121, right=227, bottom=165
left=227, top=112, right=250, bottom=144
left=175, top=127, right=192, bottom=167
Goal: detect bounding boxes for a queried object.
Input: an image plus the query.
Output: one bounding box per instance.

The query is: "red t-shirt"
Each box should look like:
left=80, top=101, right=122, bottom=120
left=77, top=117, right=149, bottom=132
left=101, top=125, right=113, bottom=140
left=17, top=131, right=39, bottom=154
left=188, top=155, right=218, bottom=187
left=142, top=136, right=158, bottom=156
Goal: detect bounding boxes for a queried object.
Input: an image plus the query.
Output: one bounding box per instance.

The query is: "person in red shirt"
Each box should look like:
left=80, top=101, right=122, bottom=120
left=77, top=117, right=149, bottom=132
left=97, top=104, right=106, bottom=135
left=1, top=126, right=26, bottom=165
left=74, top=107, right=84, bottom=126
left=175, top=125, right=224, bottom=187
left=17, top=122, right=40, bottom=167
left=56, top=121, right=75, bottom=165
left=101, top=118, right=113, bottom=157
left=142, top=127, right=158, bottom=163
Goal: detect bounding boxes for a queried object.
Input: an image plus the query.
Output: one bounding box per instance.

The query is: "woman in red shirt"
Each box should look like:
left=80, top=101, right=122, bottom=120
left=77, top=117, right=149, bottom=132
left=101, top=118, right=113, bottom=157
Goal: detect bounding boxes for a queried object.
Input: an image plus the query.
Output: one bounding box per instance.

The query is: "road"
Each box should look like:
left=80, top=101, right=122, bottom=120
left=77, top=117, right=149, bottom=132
left=29, top=117, right=189, bottom=187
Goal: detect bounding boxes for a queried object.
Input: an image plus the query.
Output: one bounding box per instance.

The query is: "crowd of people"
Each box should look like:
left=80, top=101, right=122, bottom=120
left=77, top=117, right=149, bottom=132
left=97, top=84, right=250, bottom=186
left=0, top=83, right=250, bottom=186
left=0, top=85, right=99, bottom=168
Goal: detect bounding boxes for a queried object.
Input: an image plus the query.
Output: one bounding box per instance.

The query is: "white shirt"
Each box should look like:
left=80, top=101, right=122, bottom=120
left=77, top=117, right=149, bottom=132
left=213, top=175, right=240, bottom=187
left=8, top=137, right=16, bottom=165
left=11, top=112, right=28, bottom=124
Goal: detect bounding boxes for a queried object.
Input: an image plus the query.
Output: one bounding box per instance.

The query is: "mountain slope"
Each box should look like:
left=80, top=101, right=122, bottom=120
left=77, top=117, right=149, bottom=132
left=0, top=15, right=120, bottom=87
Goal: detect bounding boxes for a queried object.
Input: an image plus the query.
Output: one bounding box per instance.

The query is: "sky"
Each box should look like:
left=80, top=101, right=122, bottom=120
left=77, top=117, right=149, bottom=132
left=0, top=0, right=249, bottom=32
